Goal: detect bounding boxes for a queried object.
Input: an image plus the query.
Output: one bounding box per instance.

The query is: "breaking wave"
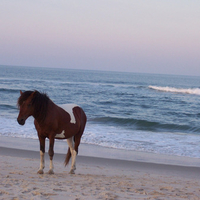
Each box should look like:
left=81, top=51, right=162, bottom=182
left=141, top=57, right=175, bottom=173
left=149, top=86, right=200, bottom=95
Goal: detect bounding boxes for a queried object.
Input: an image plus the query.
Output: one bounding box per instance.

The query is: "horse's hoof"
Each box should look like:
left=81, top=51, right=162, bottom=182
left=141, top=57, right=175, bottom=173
left=48, top=169, right=54, bottom=174
left=69, top=169, right=75, bottom=174
left=37, top=169, right=44, bottom=174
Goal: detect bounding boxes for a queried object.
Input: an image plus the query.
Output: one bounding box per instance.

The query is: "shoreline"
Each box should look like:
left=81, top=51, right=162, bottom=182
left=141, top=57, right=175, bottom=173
left=1, top=146, right=200, bottom=179
left=1, top=135, right=200, bottom=167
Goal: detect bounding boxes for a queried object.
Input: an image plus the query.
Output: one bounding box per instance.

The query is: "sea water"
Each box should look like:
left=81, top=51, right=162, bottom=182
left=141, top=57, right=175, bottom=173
left=0, top=65, right=200, bottom=158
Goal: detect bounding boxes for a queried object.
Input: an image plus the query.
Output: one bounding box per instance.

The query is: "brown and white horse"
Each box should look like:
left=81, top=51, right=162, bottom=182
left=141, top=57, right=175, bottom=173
left=17, top=90, right=87, bottom=174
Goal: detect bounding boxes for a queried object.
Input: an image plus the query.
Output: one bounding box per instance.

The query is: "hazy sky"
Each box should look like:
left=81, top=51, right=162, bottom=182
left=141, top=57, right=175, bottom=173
left=1, top=1, right=200, bottom=76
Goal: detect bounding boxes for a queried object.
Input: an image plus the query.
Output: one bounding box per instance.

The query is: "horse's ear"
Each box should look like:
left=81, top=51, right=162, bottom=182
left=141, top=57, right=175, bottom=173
left=20, top=90, right=23, bottom=95
left=30, top=91, right=37, bottom=98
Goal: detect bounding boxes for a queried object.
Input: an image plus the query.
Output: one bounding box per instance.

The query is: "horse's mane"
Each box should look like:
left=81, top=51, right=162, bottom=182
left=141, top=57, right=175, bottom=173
left=18, top=90, right=50, bottom=122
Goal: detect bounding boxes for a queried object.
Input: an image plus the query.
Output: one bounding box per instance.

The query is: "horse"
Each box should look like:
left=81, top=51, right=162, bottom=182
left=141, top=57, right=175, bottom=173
left=17, top=90, right=87, bottom=174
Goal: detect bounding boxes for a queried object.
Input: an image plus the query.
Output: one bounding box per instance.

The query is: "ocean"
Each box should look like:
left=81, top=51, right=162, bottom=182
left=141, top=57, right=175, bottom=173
left=1, top=65, right=200, bottom=158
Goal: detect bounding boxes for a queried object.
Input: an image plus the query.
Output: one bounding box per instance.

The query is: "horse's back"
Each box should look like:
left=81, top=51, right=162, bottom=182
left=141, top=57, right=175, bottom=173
left=59, top=104, right=78, bottom=124
left=60, top=104, right=78, bottom=111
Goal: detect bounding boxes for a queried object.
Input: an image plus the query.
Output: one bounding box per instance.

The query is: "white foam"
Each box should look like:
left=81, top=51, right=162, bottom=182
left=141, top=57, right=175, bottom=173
left=81, top=124, right=200, bottom=159
left=149, top=85, right=200, bottom=95
left=0, top=117, right=37, bottom=139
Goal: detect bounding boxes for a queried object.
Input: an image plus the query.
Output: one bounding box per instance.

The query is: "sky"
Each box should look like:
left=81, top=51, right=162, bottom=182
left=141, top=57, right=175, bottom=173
left=1, top=0, right=200, bottom=76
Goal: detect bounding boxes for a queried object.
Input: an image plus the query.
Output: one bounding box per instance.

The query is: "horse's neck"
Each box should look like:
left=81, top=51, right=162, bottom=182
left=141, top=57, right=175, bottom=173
left=34, top=99, right=53, bottom=124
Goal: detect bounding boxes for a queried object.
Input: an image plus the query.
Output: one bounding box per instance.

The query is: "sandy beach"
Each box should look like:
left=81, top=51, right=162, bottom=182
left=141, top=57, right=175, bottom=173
left=1, top=142, right=200, bottom=200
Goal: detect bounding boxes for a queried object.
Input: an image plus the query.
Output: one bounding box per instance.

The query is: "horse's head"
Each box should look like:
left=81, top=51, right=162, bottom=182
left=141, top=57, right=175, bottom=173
left=17, top=90, right=36, bottom=125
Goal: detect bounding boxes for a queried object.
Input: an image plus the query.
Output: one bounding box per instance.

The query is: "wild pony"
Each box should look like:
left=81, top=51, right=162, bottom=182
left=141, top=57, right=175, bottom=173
left=17, top=90, right=87, bottom=174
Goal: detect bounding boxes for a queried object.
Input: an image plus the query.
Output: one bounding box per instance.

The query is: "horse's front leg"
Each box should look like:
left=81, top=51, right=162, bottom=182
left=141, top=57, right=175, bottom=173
left=37, top=136, right=45, bottom=174
left=48, top=135, right=55, bottom=174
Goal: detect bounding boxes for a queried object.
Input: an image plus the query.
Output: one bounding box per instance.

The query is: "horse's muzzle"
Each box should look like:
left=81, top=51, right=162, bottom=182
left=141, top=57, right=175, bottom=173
left=17, top=118, right=25, bottom=125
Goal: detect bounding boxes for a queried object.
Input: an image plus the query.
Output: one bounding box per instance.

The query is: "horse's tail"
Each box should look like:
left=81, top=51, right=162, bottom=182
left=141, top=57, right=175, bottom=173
left=65, top=147, right=71, bottom=166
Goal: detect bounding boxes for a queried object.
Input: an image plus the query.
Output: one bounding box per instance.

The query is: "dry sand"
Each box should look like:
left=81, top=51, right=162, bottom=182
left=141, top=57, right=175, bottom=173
left=1, top=146, right=200, bottom=200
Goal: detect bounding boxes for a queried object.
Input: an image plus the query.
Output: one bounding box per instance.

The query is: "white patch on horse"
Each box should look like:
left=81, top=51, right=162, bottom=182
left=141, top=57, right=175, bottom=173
left=60, top=104, right=77, bottom=124
left=55, top=130, right=65, bottom=138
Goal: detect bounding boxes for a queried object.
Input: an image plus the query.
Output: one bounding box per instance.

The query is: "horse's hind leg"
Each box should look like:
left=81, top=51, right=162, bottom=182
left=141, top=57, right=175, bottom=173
left=67, top=137, right=77, bottom=174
